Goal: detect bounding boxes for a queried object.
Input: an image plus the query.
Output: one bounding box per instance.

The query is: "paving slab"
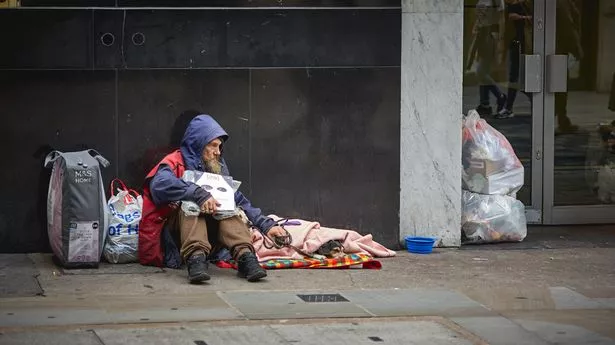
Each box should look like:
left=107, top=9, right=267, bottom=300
left=514, top=319, right=615, bottom=345
left=0, top=330, right=101, bottom=345
left=462, top=287, right=556, bottom=312
left=0, top=293, right=243, bottom=328
left=0, top=307, right=242, bottom=328
left=0, top=254, right=43, bottom=298
left=452, top=316, right=550, bottom=345
left=502, top=309, right=615, bottom=341
left=596, top=298, right=615, bottom=309
left=59, top=262, right=163, bottom=275
left=572, top=287, right=615, bottom=299
left=219, top=291, right=371, bottom=319
left=93, top=320, right=476, bottom=345
left=342, top=289, right=490, bottom=317
left=94, top=324, right=289, bottom=345
left=549, top=287, right=608, bottom=310
left=269, top=320, right=474, bottom=345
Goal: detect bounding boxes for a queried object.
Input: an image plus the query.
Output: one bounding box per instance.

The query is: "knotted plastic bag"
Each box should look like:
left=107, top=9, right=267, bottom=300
left=462, top=110, right=524, bottom=196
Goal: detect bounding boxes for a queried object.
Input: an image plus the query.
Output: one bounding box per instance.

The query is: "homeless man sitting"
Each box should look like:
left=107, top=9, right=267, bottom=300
left=139, top=114, right=286, bottom=283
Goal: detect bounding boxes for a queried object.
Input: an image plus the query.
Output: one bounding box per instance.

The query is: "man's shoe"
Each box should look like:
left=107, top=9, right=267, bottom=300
left=187, top=252, right=210, bottom=284
left=237, top=252, right=267, bottom=282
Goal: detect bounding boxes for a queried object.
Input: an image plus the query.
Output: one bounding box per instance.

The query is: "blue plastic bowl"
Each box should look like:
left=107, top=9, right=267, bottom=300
left=405, top=236, right=436, bottom=254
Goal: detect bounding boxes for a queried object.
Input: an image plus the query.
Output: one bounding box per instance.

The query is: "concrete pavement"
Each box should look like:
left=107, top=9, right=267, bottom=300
left=1, top=230, right=615, bottom=344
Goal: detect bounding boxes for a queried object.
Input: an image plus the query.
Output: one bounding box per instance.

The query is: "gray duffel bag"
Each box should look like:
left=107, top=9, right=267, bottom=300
left=44, top=149, right=110, bottom=268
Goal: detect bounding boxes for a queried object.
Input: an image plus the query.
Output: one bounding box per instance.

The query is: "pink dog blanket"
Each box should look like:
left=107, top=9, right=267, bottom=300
left=251, top=215, right=397, bottom=261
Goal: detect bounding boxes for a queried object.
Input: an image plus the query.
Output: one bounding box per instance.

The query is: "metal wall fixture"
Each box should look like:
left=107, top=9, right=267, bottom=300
left=131, top=32, right=145, bottom=46
left=100, top=32, right=115, bottom=47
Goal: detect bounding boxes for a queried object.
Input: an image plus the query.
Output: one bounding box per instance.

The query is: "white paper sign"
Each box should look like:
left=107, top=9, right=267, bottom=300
left=195, top=172, right=236, bottom=212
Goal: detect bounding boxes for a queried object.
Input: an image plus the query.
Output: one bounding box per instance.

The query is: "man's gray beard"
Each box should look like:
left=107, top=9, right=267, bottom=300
left=204, top=158, right=222, bottom=174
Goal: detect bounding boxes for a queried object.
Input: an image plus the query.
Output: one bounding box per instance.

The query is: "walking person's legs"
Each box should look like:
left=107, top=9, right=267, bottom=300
left=555, top=91, right=578, bottom=134
left=608, top=73, right=615, bottom=112
left=476, top=29, right=506, bottom=116
left=497, top=41, right=521, bottom=119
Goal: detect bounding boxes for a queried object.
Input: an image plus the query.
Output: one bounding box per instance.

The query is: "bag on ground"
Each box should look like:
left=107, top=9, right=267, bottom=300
left=44, top=149, right=110, bottom=268
left=462, top=110, right=524, bottom=197
left=104, top=179, right=142, bottom=264
left=461, top=190, right=527, bottom=244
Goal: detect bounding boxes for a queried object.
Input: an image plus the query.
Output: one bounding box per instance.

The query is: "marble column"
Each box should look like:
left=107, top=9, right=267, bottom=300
left=400, top=0, right=463, bottom=247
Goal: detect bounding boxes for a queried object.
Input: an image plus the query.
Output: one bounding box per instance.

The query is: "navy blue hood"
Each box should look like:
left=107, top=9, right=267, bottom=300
left=180, top=115, right=229, bottom=171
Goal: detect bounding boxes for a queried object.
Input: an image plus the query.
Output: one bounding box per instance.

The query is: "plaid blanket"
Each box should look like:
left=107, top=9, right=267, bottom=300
left=216, top=253, right=382, bottom=270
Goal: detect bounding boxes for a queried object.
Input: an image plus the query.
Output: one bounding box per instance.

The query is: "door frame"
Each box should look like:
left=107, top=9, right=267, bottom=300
left=527, top=0, right=547, bottom=223
left=541, top=0, right=615, bottom=224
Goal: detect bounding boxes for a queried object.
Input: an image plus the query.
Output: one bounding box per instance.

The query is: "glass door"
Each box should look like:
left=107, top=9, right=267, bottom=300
left=463, top=0, right=546, bottom=222
left=543, top=0, right=615, bottom=223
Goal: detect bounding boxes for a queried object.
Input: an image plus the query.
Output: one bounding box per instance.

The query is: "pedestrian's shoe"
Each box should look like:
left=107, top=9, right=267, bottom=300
left=555, top=124, right=579, bottom=135
left=555, top=114, right=579, bottom=135
left=475, top=104, right=492, bottom=116
left=494, top=108, right=514, bottom=119
left=187, top=252, right=210, bottom=284
left=237, top=252, right=267, bottom=282
left=496, top=94, right=507, bottom=113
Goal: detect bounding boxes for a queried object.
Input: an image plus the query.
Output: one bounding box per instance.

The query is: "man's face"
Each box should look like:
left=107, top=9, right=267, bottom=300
left=202, top=138, right=223, bottom=174
left=202, top=138, right=222, bottom=162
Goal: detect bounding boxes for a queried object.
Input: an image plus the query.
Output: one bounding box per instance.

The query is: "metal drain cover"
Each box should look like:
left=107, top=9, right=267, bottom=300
left=297, top=294, right=349, bottom=303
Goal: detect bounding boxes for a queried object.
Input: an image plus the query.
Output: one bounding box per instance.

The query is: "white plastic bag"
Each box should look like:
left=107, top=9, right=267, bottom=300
left=462, top=110, right=524, bottom=196
left=103, top=179, right=142, bottom=264
left=461, top=191, right=527, bottom=244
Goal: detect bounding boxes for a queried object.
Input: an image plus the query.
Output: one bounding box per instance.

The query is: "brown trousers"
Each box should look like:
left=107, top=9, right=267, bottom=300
left=170, top=212, right=254, bottom=261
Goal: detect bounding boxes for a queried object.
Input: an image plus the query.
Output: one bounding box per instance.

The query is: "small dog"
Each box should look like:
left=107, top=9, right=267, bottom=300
left=595, top=121, right=615, bottom=203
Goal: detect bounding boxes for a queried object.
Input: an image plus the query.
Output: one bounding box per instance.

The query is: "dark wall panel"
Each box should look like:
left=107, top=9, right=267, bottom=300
left=93, top=10, right=125, bottom=69
left=0, top=10, right=92, bottom=69
left=121, top=10, right=226, bottom=68
left=94, top=9, right=400, bottom=69
left=117, top=0, right=399, bottom=7
left=117, top=70, right=251, bottom=192
left=21, top=0, right=115, bottom=6
left=250, top=68, right=400, bottom=248
left=21, top=0, right=399, bottom=6
left=226, top=9, right=400, bottom=67
left=0, top=71, right=116, bottom=253
left=1, top=9, right=400, bottom=69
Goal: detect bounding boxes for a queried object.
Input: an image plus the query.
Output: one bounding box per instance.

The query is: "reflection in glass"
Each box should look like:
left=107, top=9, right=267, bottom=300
left=463, top=0, right=534, bottom=205
left=554, top=0, right=615, bottom=206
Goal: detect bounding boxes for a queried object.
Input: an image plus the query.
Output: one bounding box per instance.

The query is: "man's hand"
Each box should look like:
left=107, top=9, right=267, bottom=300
left=200, top=197, right=220, bottom=214
left=266, top=225, right=286, bottom=239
